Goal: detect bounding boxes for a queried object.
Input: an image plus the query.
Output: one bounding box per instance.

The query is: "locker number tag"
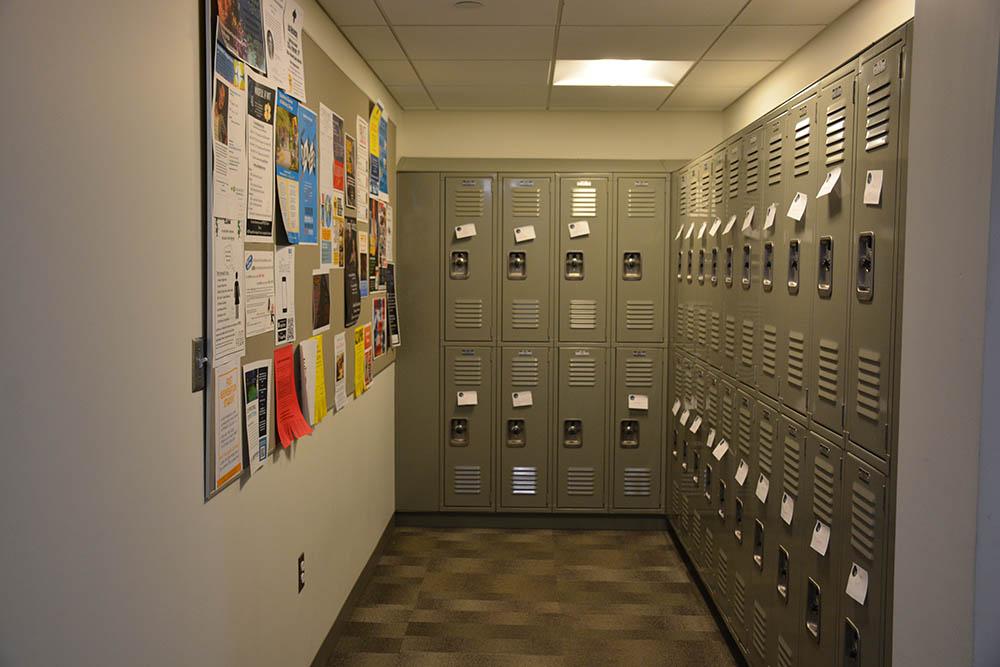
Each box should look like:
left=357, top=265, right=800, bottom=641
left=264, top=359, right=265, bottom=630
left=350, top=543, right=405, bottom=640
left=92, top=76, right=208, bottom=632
left=685, top=223, right=695, bottom=239
left=672, top=399, right=682, bottom=416
left=679, top=409, right=691, bottom=426
left=735, top=459, right=749, bottom=486
left=456, top=390, right=478, bottom=406
left=697, top=222, right=707, bottom=239
left=742, top=206, right=755, bottom=231
left=787, top=192, right=808, bottom=221
left=454, top=224, right=477, bottom=239
left=810, top=520, right=831, bottom=556
left=568, top=221, right=590, bottom=238
left=846, top=562, right=870, bottom=606
left=723, top=214, right=737, bottom=235
left=780, top=492, right=795, bottom=525
left=764, top=203, right=777, bottom=230
left=755, top=473, right=770, bottom=503
left=705, top=428, right=716, bottom=450
left=817, top=166, right=842, bottom=198
left=514, top=225, right=536, bottom=243
left=512, top=391, right=533, bottom=407
left=674, top=226, right=684, bottom=240
left=689, top=415, right=702, bottom=434
left=712, top=439, right=729, bottom=461
left=864, top=169, right=884, bottom=205
left=709, top=218, right=722, bottom=237
left=628, top=394, right=649, bottom=410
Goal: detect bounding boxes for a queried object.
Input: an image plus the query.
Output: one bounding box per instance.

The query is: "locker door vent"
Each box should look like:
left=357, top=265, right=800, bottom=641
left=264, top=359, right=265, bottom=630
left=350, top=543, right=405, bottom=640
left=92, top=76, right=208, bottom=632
left=752, top=602, right=768, bottom=659
left=758, top=416, right=775, bottom=477
left=826, top=100, right=848, bottom=166
left=511, top=186, right=542, bottom=217
left=717, top=549, right=729, bottom=598
left=627, top=187, right=657, bottom=218
left=733, top=573, right=747, bottom=626
left=679, top=175, right=688, bottom=217
left=625, top=358, right=654, bottom=387
left=698, top=168, right=711, bottom=216
left=571, top=185, right=597, bottom=217
left=778, top=635, right=794, bottom=667
left=510, top=356, right=540, bottom=386
left=738, top=401, right=753, bottom=459
left=817, top=338, right=840, bottom=406
left=698, top=308, right=708, bottom=348
left=855, top=348, right=882, bottom=422
left=454, top=188, right=485, bottom=217
left=722, top=390, right=735, bottom=442
left=703, top=528, right=715, bottom=570
left=793, top=116, right=812, bottom=177
left=783, top=433, right=802, bottom=498
left=865, top=77, right=892, bottom=152
left=707, top=384, right=719, bottom=420
left=453, top=465, right=482, bottom=495
left=713, top=161, right=725, bottom=207
left=850, top=482, right=878, bottom=561
left=741, top=320, right=755, bottom=370
left=453, top=357, right=483, bottom=385
left=511, top=466, right=538, bottom=495
left=567, top=357, right=597, bottom=387
left=728, top=151, right=740, bottom=199
left=671, top=480, right=681, bottom=512
left=510, top=299, right=541, bottom=330
left=452, top=299, right=484, bottom=329
left=566, top=467, right=595, bottom=496
left=710, top=312, right=721, bottom=353
left=725, top=316, right=737, bottom=361
left=691, top=512, right=703, bottom=548
left=569, top=300, right=598, bottom=329
left=745, top=138, right=760, bottom=194
left=813, top=457, right=836, bottom=525
left=623, top=467, right=652, bottom=496
left=681, top=492, right=691, bottom=532
left=763, top=325, right=778, bottom=378
left=767, top=127, right=784, bottom=186
left=688, top=308, right=697, bottom=345
left=787, top=330, right=806, bottom=389
left=625, top=300, right=656, bottom=330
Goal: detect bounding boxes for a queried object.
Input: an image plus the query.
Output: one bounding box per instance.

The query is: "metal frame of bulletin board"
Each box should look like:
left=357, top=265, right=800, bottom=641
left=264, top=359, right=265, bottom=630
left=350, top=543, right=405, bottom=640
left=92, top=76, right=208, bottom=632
left=201, top=0, right=398, bottom=501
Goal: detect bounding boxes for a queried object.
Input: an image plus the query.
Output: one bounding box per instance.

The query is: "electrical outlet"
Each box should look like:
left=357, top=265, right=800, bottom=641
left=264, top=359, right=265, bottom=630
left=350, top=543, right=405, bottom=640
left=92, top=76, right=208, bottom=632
left=297, top=553, right=305, bottom=593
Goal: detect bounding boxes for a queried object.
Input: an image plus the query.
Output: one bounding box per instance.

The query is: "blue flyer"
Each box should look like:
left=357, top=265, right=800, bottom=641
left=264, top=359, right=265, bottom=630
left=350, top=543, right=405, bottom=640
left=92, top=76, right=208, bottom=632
left=274, top=90, right=300, bottom=244
left=297, top=104, right=318, bottom=245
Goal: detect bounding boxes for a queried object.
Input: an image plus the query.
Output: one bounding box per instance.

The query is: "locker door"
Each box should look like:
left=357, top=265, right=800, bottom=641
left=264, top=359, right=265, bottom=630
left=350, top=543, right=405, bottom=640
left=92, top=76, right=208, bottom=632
left=612, top=347, right=664, bottom=510
left=499, top=347, right=550, bottom=509
left=779, top=96, right=819, bottom=417
left=757, top=114, right=787, bottom=401
left=737, top=128, right=764, bottom=389
left=616, top=176, right=666, bottom=343
left=839, top=452, right=888, bottom=667
left=731, top=389, right=757, bottom=652
left=673, top=170, right=691, bottom=350
left=722, top=140, right=742, bottom=377
left=501, top=175, right=553, bottom=343
left=559, top=176, right=610, bottom=343
left=847, top=40, right=906, bottom=459
left=700, top=368, right=723, bottom=597
left=749, top=398, right=782, bottom=666
left=444, top=177, right=494, bottom=342
left=442, top=346, right=494, bottom=508
left=811, top=70, right=857, bottom=432
left=714, top=379, right=738, bottom=637
left=798, top=430, right=844, bottom=667
left=706, top=150, right=727, bottom=369
left=556, top=347, right=608, bottom=510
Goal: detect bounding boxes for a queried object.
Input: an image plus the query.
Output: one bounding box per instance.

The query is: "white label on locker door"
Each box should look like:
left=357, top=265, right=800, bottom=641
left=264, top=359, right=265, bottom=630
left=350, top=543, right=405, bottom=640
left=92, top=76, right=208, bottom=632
left=846, top=562, right=870, bottom=605
left=742, top=206, right=755, bottom=231
left=787, top=192, right=808, bottom=221
left=864, top=169, right=884, bottom=205
left=514, top=225, right=536, bottom=242
left=712, top=439, right=729, bottom=461
left=628, top=393, right=649, bottom=410
left=697, top=222, right=707, bottom=239
left=723, top=214, right=737, bottom=235
left=735, top=459, right=749, bottom=486
left=672, top=399, right=682, bottom=416
left=568, top=221, right=590, bottom=238
left=810, top=520, right=831, bottom=556
left=680, top=409, right=691, bottom=426
left=685, top=223, right=695, bottom=239
left=705, top=428, right=716, bottom=450
left=454, top=224, right=477, bottom=239
left=709, top=218, right=722, bottom=236
left=674, top=226, right=684, bottom=240
left=817, top=166, right=842, bottom=198
left=755, top=473, right=770, bottom=503
left=456, top=390, right=478, bottom=406
left=780, top=492, right=795, bottom=525
left=764, top=203, right=777, bottom=230
left=689, top=415, right=702, bottom=433
left=511, top=390, right=533, bottom=407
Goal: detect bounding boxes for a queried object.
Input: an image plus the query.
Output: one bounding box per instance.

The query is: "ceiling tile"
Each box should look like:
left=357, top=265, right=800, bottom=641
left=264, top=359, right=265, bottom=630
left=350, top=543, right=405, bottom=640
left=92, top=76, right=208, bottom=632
left=394, top=26, right=554, bottom=60
left=557, top=26, right=721, bottom=60
left=561, top=0, right=747, bottom=26
left=704, top=25, right=824, bottom=60
left=414, top=60, right=551, bottom=86
left=389, top=84, right=436, bottom=109
left=736, top=0, right=860, bottom=26
left=661, top=85, right=747, bottom=110
left=369, top=60, right=421, bottom=86
left=549, top=86, right=670, bottom=110
left=340, top=26, right=406, bottom=59
left=681, top=60, right=780, bottom=88
left=317, top=0, right=385, bottom=26
left=428, top=85, right=548, bottom=109
left=379, top=0, right=559, bottom=25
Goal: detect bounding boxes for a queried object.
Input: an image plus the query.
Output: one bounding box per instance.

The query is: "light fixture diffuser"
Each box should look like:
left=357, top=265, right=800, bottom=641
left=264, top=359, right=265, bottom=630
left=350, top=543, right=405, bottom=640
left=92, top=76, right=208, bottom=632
left=553, top=59, right=694, bottom=87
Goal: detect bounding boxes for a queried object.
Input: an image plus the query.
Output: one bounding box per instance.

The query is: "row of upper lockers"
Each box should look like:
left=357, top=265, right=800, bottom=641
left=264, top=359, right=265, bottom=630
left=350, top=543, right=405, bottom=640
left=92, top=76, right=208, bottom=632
left=669, top=25, right=910, bottom=463
left=443, top=173, right=667, bottom=345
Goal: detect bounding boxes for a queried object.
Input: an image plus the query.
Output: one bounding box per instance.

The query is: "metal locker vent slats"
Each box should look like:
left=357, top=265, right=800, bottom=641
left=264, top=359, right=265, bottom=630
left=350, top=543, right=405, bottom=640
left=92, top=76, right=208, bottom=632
left=511, top=466, right=538, bottom=495
left=625, top=300, right=656, bottom=330
left=865, top=77, right=893, bottom=151
left=722, top=391, right=735, bottom=441
left=626, top=187, right=657, bottom=218
left=783, top=433, right=802, bottom=497
left=671, top=481, right=681, bottom=512
left=733, top=573, right=747, bottom=627
left=763, top=325, right=778, bottom=378
left=679, top=175, right=688, bottom=216
left=453, top=187, right=485, bottom=217
left=710, top=312, right=721, bottom=354
left=826, top=100, right=849, bottom=165
left=728, top=152, right=740, bottom=199
left=452, top=299, right=484, bottom=329
left=569, top=299, right=598, bottom=329
left=850, top=481, right=878, bottom=560
left=568, top=357, right=597, bottom=387
left=623, top=467, right=652, bottom=496
left=725, top=316, right=737, bottom=361
left=699, top=169, right=711, bottom=215
left=453, top=357, right=483, bottom=385
left=691, top=512, right=702, bottom=548
left=856, top=348, right=882, bottom=421
left=738, top=402, right=753, bottom=459
left=703, top=528, right=715, bottom=569
left=510, top=299, right=541, bottom=329
left=817, top=338, right=841, bottom=406
left=624, top=358, right=654, bottom=387
left=741, top=320, right=755, bottom=369
left=510, top=357, right=540, bottom=386
left=713, top=161, right=725, bottom=206
left=681, top=492, right=691, bottom=532
left=745, top=139, right=760, bottom=193
left=787, top=330, right=806, bottom=389
left=813, top=457, right=836, bottom=525
left=707, top=384, right=719, bottom=418
left=566, top=467, right=596, bottom=495
left=717, top=549, right=729, bottom=598
left=453, top=466, right=482, bottom=494
left=759, top=416, right=775, bottom=477
left=793, top=116, right=812, bottom=176
left=777, top=636, right=794, bottom=667
left=698, top=308, right=708, bottom=348
left=511, top=186, right=542, bottom=217
left=767, top=127, right=784, bottom=186
left=752, top=602, right=768, bottom=660
left=571, top=185, right=597, bottom=218
left=688, top=308, right=697, bottom=344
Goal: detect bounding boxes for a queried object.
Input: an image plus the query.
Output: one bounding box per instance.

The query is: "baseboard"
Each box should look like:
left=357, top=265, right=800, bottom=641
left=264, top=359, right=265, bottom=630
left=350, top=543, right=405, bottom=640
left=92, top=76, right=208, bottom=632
left=395, top=511, right=669, bottom=530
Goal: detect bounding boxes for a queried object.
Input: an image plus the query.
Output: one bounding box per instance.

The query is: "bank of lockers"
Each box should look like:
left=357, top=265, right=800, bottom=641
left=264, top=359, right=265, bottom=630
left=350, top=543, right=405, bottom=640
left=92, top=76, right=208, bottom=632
left=498, top=347, right=551, bottom=510
left=559, top=176, right=610, bottom=343
left=444, top=177, right=495, bottom=342
left=442, top=346, right=494, bottom=509
left=616, top=176, right=666, bottom=343
left=501, top=176, right=553, bottom=343
left=555, top=347, right=609, bottom=510
left=613, top=347, right=663, bottom=510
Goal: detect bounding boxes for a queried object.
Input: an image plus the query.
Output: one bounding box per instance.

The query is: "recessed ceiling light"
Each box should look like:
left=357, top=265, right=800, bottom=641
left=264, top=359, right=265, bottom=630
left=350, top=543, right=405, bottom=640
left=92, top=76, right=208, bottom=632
left=553, top=60, right=695, bottom=87
left=454, top=0, right=483, bottom=8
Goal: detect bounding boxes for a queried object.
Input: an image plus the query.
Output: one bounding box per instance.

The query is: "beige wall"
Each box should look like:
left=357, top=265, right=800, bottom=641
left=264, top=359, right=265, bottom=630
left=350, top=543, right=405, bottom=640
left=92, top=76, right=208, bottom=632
left=723, top=0, right=915, bottom=136
left=0, top=2, right=396, bottom=665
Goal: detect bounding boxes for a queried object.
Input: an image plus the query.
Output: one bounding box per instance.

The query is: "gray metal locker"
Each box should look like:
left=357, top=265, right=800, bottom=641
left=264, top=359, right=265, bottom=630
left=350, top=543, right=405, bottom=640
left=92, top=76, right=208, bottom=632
left=558, top=176, right=610, bottom=343
left=706, top=150, right=727, bottom=369
left=731, top=387, right=757, bottom=656
left=442, top=346, right=494, bottom=508
left=501, top=175, right=553, bottom=343
left=847, top=37, right=908, bottom=459
left=839, top=449, right=888, bottom=667
left=612, top=347, right=663, bottom=510
left=810, top=67, right=858, bottom=433
left=555, top=346, right=608, bottom=510
left=616, top=176, right=666, bottom=343
left=713, top=378, right=739, bottom=641
left=499, top=346, right=550, bottom=509
left=722, top=139, right=742, bottom=377
left=737, top=128, right=764, bottom=389
left=756, top=113, right=787, bottom=401
left=674, top=170, right=691, bottom=350
left=444, top=176, right=495, bottom=342
left=749, top=397, right=782, bottom=665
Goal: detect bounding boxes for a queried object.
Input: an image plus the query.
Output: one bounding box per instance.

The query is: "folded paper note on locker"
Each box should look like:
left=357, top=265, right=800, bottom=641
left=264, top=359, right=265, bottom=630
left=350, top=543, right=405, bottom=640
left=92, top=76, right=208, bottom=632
left=274, top=344, right=312, bottom=448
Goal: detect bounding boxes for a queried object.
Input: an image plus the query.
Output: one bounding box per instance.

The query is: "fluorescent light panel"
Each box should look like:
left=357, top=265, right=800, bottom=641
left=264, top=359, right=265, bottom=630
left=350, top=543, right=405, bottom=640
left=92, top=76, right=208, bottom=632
left=553, top=59, right=694, bottom=87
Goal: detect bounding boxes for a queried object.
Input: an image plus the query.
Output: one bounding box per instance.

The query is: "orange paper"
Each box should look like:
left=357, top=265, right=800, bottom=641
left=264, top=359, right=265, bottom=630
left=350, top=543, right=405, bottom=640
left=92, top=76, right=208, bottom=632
left=274, top=344, right=312, bottom=447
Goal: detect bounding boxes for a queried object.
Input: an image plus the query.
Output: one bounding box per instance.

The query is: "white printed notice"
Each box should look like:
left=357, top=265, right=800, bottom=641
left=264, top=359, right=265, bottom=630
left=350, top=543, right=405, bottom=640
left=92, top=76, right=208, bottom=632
left=689, top=415, right=702, bottom=433
left=569, top=221, right=590, bottom=238
left=755, top=473, right=770, bottom=503
left=705, top=428, right=716, bottom=450
left=628, top=394, right=649, bottom=410
left=355, top=116, right=369, bottom=222
left=457, top=390, right=478, bottom=406
left=817, top=166, right=841, bottom=198
left=283, top=2, right=306, bottom=101
left=319, top=104, right=335, bottom=268
left=455, top=224, right=476, bottom=239
left=244, top=250, right=275, bottom=338
left=262, top=0, right=289, bottom=90
left=512, top=391, right=533, bottom=407
left=864, top=169, right=884, bottom=205
left=246, top=75, right=276, bottom=240
left=846, top=563, right=869, bottom=605
left=723, top=214, right=736, bottom=235
left=212, top=217, right=246, bottom=361
left=672, top=399, right=682, bottom=416
left=212, top=44, right=248, bottom=222
left=742, top=206, right=755, bottom=231
left=243, top=359, right=272, bottom=474
left=764, top=203, right=777, bottom=230
left=735, top=459, right=749, bottom=486
left=780, top=492, right=795, bottom=525
left=709, top=218, right=721, bottom=236
left=712, top=439, right=730, bottom=461
left=787, top=192, right=808, bottom=221
left=811, top=520, right=831, bottom=556
left=334, top=331, right=348, bottom=411
left=275, top=246, right=296, bottom=344
left=214, top=356, right=244, bottom=490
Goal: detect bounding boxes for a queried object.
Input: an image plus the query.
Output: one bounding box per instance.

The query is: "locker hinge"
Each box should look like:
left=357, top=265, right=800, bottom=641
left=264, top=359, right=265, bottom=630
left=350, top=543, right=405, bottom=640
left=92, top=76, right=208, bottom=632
left=899, top=51, right=906, bottom=80
left=852, top=81, right=856, bottom=104
left=842, top=403, right=847, bottom=429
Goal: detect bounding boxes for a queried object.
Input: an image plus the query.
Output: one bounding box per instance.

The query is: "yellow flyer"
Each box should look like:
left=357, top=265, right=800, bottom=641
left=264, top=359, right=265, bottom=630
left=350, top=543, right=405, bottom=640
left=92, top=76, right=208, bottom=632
left=353, top=326, right=366, bottom=398
left=313, top=335, right=327, bottom=424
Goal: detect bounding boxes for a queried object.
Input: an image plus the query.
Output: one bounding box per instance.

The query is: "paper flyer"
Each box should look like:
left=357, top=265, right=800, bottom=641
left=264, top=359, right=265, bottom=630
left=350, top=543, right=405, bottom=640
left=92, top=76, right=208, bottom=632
left=319, top=105, right=335, bottom=267
left=332, top=112, right=345, bottom=193
left=212, top=217, right=246, bottom=361
left=313, top=335, right=327, bottom=422
left=297, top=104, right=318, bottom=245
left=242, top=359, right=272, bottom=473
left=355, top=116, right=369, bottom=222
left=274, top=90, right=300, bottom=243
left=364, top=323, right=374, bottom=389
left=358, top=230, right=369, bottom=297
left=334, top=331, right=347, bottom=410
left=372, top=292, right=387, bottom=358
left=275, top=245, right=296, bottom=344
left=368, top=195, right=387, bottom=287
left=320, top=191, right=334, bottom=268
left=345, top=133, right=356, bottom=209
left=385, top=204, right=393, bottom=263
left=333, top=193, right=345, bottom=268
left=298, top=336, right=326, bottom=425
left=274, top=344, right=312, bottom=447
left=262, top=0, right=288, bottom=87
left=283, top=1, right=306, bottom=101
left=343, top=220, right=361, bottom=326
left=311, top=268, right=331, bottom=334
left=378, top=113, right=388, bottom=199
left=385, top=263, right=401, bottom=347
left=216, top=0, right=267, bottom=75
left=353, top=326, right=366, bottom=398
left=368, top=101, right=382, bottom=196
left=212, top=44, right=248, bottom=223
left=214, top=356, right=244, bottom=489
left=244, top=249, right=275, bottom=338
left=246, top=75, right=275, bottom=240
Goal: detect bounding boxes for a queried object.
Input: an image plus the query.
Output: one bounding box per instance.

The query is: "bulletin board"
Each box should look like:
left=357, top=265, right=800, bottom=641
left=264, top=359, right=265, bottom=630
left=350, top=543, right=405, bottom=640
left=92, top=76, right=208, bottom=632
left=203, top=0, right=398, bottom=501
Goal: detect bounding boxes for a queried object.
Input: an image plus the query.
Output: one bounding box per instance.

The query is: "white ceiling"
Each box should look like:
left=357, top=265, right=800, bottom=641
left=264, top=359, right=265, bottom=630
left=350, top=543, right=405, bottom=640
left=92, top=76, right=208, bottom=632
left=319, top=0, right=861, bottom=111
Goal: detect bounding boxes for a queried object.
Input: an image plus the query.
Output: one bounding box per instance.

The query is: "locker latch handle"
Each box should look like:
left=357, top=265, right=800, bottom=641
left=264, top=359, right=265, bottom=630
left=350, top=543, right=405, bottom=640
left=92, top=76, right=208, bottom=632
left=806, top=577, right=822, bottom=643
left=449, top=251, right=469, bottom=279
left=741, top=244, right=752, bottom=289
left=843, top=618, right=861, bottom=667
left=620, top=420, right=639, bottom=448
left=753, top=519, right=765, bottom=570
left=787, top=239, right=800, bottom=294
left=703, top=464, right=712, bottom=500
left=856, top=232, right=874, bottom=302
left=681, top=440, right=689, bottom=471
left=564, top=252, right=584, bottom=280
left=718, top=480, right=727, bottom=520
left=817, top=236, right=833, bottom=298
left=623, top=252, right=642, bottom=281
left=777, top=545, right=790, bottom=603
left=697, top=249, right=706, bottom=284
left=734, top=498, right=744, bottom=543
left=676, top=251, right=683, bottom=281
left=671, top=426, right=678, bottom=458
left=506, top=419, right=526, bottom=447
left=762, top=242, right=774, bottom=291
left=725, top=246, right=734, bottom=287
left=686, top=250, right=693, bottom=283
left=508, top=251, right=527, bottom=280
left=710, top=248, right=719, bottom=286
left=563, top=419, right=583, bottom=448
left=449, top=419, right=469, bottom=446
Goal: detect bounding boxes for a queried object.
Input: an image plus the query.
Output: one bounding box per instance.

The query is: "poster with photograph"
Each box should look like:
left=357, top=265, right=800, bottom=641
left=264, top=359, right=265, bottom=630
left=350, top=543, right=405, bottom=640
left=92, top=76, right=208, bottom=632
left=244, top=249, right=274, bottom=338
left=384, top=204, right=393, bottom=264
left=283, top=1, right=306, bottom=101
left=355, top=116, right=369, bottom=223
left=216, top=0, right=267, bottom=75
left=319, top=191, right=333, bottom=269
left=385, top=263, right=401, bottom=347
left=297, top=104, right=317, bottom=245
left=372, top=293, right=386, bottom=358
left=212, top=44, right=247, bottom=223
left=334, top=331, right=347, bottom=411
left=368, top=101, right=381, bottom=196
left=246, top=75, right=275, bottom=239
left=358, top=230, right=369, bottom=298
left=242, top=359, right=272, bottom=474
left=333, top=194, right=345, bottom=268
left=332, top=111, right=345, bottom=193
left=343, top=221, right=361, bottom=326
left=311, top=269, right=330, bottom=334
left=212, top=217, right=246, bottom=361
left=274, top=89, right=300, bottom=243
left=368, top=195, right=386, bottom=288
left=275, top=246, right=296, bottom=344
left=345, top=133, right=356, bottom=209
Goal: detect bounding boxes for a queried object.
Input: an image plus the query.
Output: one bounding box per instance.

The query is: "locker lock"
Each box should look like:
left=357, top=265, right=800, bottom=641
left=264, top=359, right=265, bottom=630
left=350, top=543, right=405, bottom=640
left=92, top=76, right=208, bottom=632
left=623, top=252, right=642, bottom=280
left=449, top=419, right=469, bottom=447
left=620, top=420, right=639, bottom=448
left=762, top=242, right=774, bottom=291
left=506, top=419, right=526, bottom=447
left=787, top=239, right=800, bottom=294
left=563, top=419, right=583, bottom=448
left=741, top=245, right=752, bottom=289
left=724, top=247, right=734, bottom=287
left=449, top=251, right=469, bottom=279
left=565, top=252, right=584, bottom=280
left=507, top=251, right=527, bottom=280
left=817, top=236, right=833, bottom=298
left=856, top=232, right=875, bottom=302
left=710, top=248, right=719, bottom=286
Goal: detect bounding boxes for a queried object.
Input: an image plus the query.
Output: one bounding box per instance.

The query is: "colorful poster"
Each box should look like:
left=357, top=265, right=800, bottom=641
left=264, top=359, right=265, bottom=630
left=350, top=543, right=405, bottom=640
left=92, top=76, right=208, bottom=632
left=385, top=263, right=401, bottom=347
left=320, top=191, right=333, bottom=268
left=244, top=249, right=274, bottom=338
left=274, top=344, right=312, bottom=447
left=333, top=193, right=345, bottom=268
left=345, top=133, right=356, bottom=209
left=358, top=230, right=369, bottom=297
left=246, top=75, right=275, bottom=239
left=212, top=216, right=246, bottom=361
left=274, top=89, right=300, bottom=243
left=368, top=101, right=382, bottom=196
left=212, top=44, right=247, bottom=222
left=368, top=195, right=386, bottom=288
left=343, top=220, right=361, bottom=326
left=297, top=103, right=317, bottom=245
left=332, top=111, right=345, bottom=193
left=214, top=356, right=244, bottom=489
left=311, top=269, right=330, bottom=334
left=216, top=0, right=267, bottom=75
left=353, top=326, right=365, bottom=398
left=334, top=331, right=347, bottom=411
left=243, top=359, right=272, bottom=473
left=363, top=324, right=374, bottom=388
left=378, top=113, right=388, bottom=199
left=372, top=293, right=386, bottom=358
left=275, top=246, right=296, bottom=344
left=356, top=116, right=369, bottom=223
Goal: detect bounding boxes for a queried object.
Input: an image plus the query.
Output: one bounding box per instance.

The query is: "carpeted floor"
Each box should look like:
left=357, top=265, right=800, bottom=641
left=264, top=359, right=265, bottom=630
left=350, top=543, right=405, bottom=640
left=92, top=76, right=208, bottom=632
left=326, top=527, right=741, bottom=666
